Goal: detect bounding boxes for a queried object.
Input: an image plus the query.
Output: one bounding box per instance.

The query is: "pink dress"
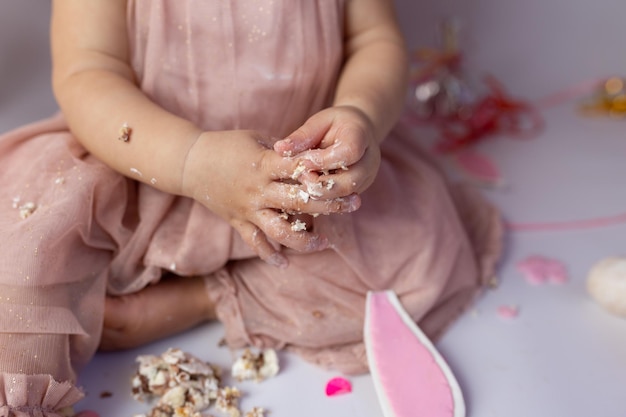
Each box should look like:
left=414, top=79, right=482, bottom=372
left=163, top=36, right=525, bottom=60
left=0, top=0, right=502, bottom=415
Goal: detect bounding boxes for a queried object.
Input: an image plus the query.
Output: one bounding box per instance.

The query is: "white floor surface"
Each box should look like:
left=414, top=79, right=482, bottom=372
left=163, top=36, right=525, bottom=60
left=1, top=1, right=625, bottom=416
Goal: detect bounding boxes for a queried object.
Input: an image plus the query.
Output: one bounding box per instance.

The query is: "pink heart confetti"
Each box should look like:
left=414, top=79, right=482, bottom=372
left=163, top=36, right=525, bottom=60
left=497, top=305, right=520, bottom=319
left=325, top=377, right=352, bottom=397
left=544, top=260, right=568, bottom=284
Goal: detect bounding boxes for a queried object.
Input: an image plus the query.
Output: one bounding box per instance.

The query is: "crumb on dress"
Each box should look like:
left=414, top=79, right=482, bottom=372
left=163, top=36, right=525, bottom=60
left=18, top=201, right=37, bottom=219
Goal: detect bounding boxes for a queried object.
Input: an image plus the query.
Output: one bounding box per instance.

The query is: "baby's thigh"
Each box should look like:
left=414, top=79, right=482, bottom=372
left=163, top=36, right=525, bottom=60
left=1, top=130, right=127, bottom=286
left=0, top=132, right=126, bottom=375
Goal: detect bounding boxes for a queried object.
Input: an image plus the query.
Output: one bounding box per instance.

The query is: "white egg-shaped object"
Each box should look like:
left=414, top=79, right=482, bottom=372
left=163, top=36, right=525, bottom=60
left=587, top=257, right=626, bottom=317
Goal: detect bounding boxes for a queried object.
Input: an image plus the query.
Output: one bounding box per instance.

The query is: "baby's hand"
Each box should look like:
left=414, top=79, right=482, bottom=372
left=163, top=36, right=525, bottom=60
left=182, top=130, right=359, bottom=267
left=274, top=106, right=381, bottom=200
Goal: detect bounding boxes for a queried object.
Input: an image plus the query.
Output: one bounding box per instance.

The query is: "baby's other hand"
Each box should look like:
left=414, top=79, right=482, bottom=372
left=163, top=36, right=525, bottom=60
left=274, top=106, right=381, bottom=199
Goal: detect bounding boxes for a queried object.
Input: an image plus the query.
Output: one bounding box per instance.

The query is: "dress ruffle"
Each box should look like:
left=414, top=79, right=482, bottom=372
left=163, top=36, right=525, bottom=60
left=0, top=374, right=83, bottom=417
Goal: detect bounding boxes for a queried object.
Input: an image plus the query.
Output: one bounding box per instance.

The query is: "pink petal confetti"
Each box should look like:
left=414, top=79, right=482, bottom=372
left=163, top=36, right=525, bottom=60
left=452, top=150, right=503, bottom=187
left=517, top=256, right=549, bottom=285
left=545, top=260, right=568, bottom=284
left=516, top=255, right=568, bottom=285
left=497, top=305, right=520, bottom=319
left=325, top=377, right=352, bottom=397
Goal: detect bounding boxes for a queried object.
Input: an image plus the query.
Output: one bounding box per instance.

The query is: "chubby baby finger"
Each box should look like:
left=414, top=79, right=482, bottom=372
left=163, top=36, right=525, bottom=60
left=256, top=210, right=330, bottom=253
left=233, top=220, right=288, bottom=268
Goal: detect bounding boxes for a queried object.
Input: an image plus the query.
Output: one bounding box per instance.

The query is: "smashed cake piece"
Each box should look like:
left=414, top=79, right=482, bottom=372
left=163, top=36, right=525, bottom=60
left=132, top=348, right=277, bottom=417
left=244, top=407, right=266, bottom=417
left=133, top=404, right=202, bottom=417
left=216, top=386, right=242, bottom=417
left=231, top=349, right=279, bottom=382
left=131, top=348, right=221, bottom=417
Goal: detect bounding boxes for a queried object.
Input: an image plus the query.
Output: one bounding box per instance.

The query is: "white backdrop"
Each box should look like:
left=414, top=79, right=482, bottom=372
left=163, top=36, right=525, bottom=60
left=1, top=1, right=625, bottom=416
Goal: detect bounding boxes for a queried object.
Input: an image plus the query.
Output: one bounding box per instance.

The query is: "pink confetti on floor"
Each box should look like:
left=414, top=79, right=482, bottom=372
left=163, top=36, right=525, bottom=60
left=516, top=255, right=568, bottom=285
left=452, top=149, right=504, bottom=187
left=325, top=377, right=352, bottom=397
left=497, top=305, right=520, bottom=319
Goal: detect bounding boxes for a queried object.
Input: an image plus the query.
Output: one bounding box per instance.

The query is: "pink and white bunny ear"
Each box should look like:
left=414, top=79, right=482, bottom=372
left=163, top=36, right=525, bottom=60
left=364, top=291, right=466, bottom=417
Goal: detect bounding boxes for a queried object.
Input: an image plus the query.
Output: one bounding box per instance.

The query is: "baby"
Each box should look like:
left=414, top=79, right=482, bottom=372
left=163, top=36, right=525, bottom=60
left=0, top=1, right=501, bottom=416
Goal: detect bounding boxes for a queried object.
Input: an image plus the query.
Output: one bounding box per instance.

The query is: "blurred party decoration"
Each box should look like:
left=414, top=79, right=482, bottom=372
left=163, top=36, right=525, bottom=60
left=405, top=19, right=623, bottom=191
left=579, top=77, right=626, bottom=118
left=407, top=20, right=475, bottom=123
left=434, top=76, right=543, bottom=153
left=406, top=20, right=543, bottom=155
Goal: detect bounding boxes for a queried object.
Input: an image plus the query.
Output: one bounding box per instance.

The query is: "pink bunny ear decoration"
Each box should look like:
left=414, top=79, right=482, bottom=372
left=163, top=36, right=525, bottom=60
left=364, top=291, right=466, bottom=417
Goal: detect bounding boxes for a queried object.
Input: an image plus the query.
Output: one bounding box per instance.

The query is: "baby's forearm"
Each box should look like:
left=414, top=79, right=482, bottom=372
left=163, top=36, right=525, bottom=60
left=51, top=0, right=202, bottom=196
left=334, top=0, right=409, bottom=143
left=334, top=41, right=408, bottom=142
left=53, top=69, right=201, bottom=196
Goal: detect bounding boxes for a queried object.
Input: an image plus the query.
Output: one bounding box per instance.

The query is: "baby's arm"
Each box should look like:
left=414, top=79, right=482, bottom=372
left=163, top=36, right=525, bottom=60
left=51, top=0, right=351, bottom=265
left=275, top=0, right=408, bottom=196
left=51, top=0, right=197, bottom=195
left=334, top=0, right=409, bottom=142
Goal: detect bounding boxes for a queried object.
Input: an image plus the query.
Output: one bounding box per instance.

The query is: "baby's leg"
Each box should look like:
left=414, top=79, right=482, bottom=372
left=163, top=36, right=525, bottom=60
left=0, top=123, right=124, bottom=414
left=100, top=274, right=215, bottom=350
left=0, top=333, right=99, bottom=414
left=204, top=241, right=483, bottom=374
left=0, top=229, right=110, bottom=414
